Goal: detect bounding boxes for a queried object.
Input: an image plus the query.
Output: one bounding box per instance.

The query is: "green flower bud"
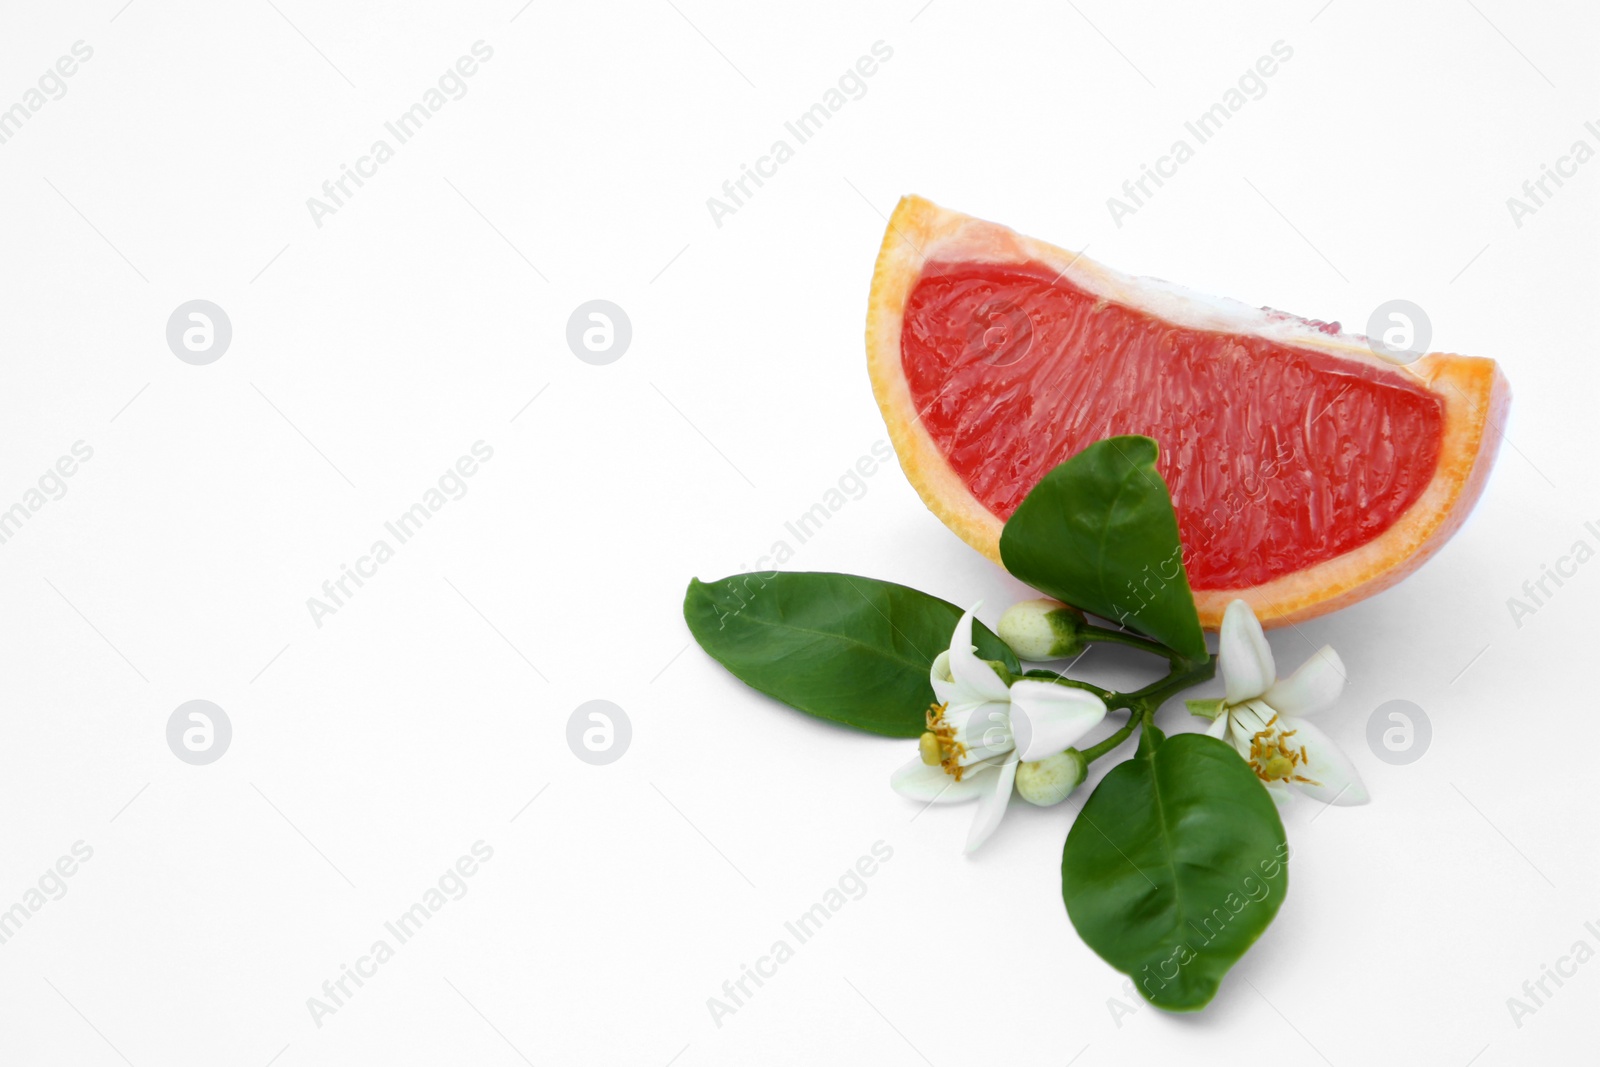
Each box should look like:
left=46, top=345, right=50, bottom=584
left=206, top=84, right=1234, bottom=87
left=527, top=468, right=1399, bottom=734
left=997, top=598, right=1087, bottom=661
left=1015, top=747, right=1088, bottom=807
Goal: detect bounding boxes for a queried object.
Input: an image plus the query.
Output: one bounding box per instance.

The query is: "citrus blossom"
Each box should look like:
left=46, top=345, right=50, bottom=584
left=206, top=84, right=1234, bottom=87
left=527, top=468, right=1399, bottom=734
left=1200, top=599, right=1368, bottom=807
left=890, top=608, right=1106, bottom=851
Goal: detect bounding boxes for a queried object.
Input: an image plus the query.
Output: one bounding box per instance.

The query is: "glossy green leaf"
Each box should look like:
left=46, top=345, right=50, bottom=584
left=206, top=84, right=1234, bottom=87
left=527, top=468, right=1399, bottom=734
left=1062, top=727, right=1288, bottom=1011
left=999, top=436, right=1207, bottom=662
left=683, top=572, right=1018, bottom=737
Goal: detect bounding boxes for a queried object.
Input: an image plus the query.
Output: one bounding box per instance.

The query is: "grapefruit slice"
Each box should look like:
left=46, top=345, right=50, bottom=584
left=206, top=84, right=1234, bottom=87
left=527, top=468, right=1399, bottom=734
left=866, top=196, right=1508, bottom=629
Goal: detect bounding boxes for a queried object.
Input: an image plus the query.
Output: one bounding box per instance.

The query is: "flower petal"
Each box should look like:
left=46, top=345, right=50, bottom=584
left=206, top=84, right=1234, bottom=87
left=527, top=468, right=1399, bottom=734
left=1234, top=700, right=1277, bottom=736
left=964, top=757, right=1018, bottom=853
left=950, top=701, right=1013, bottom=756
left=929, top=651, right=957, bottom=706
left=889, top=757, right=990, bottom=804
left=946, top=608, right=1011, bottom=703
left=1278, top=717, right=1370, bottom=806
left=1205, top=713, right=1229, bottom=740
left=1221, top=709, right=1260, bottom=761
left=1264, top=647, right=1346, bottom=719
left=1220, top=599, right=1275, bottom=704
left=1008, top=682, right=1107, bottom=762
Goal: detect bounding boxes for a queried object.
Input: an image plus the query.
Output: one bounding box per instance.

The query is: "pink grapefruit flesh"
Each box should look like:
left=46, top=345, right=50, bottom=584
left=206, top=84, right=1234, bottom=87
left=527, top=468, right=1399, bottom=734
left=867, top=196, right=1509, bottom=628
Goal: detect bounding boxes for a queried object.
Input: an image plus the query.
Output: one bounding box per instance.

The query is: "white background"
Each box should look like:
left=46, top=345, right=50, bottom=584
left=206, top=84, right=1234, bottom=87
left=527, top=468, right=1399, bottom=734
left=0, top=1, right=1595, bottom=1064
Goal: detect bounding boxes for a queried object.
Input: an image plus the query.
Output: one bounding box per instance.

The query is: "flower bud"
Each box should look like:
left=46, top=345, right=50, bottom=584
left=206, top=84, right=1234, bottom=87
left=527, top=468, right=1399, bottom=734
left=1015, top=748, right=1088, bottom=807
left=997, top=598, right=1086, bottom=661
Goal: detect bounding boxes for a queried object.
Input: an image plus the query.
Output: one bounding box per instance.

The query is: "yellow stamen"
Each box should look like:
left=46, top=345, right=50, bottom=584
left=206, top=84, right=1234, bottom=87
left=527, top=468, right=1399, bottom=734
left=924, top=702, right=967, bottom=781
left=1246, top=714, right=1322, bottom=787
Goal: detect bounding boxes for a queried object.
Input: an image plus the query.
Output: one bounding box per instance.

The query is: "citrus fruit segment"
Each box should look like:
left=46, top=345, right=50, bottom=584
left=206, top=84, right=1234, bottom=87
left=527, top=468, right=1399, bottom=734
left=866, top=196, right=1509, bottom=629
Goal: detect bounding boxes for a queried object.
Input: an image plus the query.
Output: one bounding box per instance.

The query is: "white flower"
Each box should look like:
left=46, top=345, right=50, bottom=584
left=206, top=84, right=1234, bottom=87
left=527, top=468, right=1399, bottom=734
left=890, top=608, right=1107, bottom=852
left=1203, top=599, right=1369, bottom=807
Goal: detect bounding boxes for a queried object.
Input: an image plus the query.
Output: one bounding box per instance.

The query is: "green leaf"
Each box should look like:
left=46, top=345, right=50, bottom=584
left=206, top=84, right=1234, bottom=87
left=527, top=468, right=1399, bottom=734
left=683, top=572, right=1019, bottom=737
left=1062, top=731, right=1288, bottom=1012
left=999, top=435, right=1207, bottom=662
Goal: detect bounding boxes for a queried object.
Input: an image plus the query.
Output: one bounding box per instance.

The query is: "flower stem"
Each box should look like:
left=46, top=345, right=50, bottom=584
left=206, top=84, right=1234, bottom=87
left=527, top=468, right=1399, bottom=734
left=1080, top=655, right=1217, bottom=765
left=1079, top=624, right=1187, bottom=663
left=1080, top=709, right=1142, bottom=762
left=1019, top=669, right=1115, bottom=702
left=1113, top=656, right=1217, bottom=713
